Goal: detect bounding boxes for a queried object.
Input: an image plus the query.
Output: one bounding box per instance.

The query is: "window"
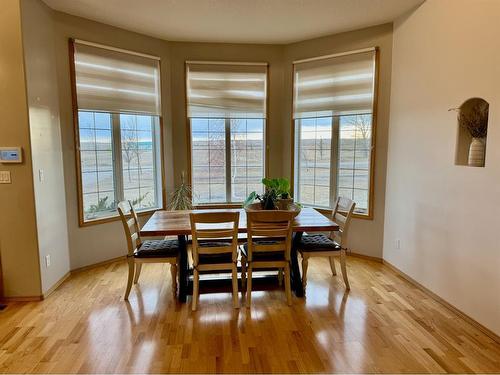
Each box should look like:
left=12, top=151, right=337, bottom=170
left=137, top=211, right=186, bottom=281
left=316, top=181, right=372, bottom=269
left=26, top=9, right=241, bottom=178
left=293, top=48, right=377, bottom=216
left=186, top=62, right=267, bottom=204
left=71, top=40, right=163, bottom=224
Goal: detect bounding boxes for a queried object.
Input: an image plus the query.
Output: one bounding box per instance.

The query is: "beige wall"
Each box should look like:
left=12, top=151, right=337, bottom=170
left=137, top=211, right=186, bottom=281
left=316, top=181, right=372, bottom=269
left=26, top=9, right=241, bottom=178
left=0, top=0, right=42, bottom=297
left=384, top=0, right=500, bottom=335
left=283, top=24, right=393, bottom=258
left=52, top=12, right=173, bottom=269
left=20, top=0, right=71, bottom=294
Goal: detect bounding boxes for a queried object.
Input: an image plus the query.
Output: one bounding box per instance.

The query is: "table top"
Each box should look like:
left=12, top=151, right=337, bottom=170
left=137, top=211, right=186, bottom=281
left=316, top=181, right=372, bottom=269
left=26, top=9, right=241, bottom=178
left=140, top=207, right=339, bottom=236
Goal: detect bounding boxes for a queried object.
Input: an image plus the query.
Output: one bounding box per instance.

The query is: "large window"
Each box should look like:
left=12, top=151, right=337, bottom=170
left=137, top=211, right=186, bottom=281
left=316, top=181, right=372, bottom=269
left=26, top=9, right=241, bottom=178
left=71, top=40, right=163, bottom=224
left=293, top=48, right=377, bottom=216
left=186, top=62, right=267, bottom=204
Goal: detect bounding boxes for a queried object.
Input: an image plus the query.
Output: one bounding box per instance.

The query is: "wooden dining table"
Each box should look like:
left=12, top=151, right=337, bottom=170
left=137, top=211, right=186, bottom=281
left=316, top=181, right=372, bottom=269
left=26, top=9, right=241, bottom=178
left=140, top=207, right=339, bottom=302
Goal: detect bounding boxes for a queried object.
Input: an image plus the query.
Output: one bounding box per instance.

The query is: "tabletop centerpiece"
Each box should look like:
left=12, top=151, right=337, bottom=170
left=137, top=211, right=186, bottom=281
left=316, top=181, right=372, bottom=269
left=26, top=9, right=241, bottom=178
left=244, top=177, right=301, bottom=216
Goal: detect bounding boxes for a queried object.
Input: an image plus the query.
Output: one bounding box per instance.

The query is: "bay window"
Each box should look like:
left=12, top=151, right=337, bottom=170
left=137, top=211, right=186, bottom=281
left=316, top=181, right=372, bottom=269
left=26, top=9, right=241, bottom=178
left=71, top=40, right=164, bottom=224
left=293, top=48, right=377, bottom=217
left=186, top=62, right=267, bottom=204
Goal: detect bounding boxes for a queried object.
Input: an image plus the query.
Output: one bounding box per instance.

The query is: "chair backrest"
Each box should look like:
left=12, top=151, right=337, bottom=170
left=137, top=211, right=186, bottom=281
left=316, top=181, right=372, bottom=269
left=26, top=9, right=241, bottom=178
left=330, top=196, right=356, bottom=247
left=246, top=210, right=294, bottom=262
left=189, top=211, right=240, bottom=266
left=117, top=200, right=142, bottom=256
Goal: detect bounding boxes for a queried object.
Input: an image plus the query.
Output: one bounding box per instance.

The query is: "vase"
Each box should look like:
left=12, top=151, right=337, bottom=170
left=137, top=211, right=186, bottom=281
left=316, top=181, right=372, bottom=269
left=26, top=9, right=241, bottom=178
left=468, top=137, right=486, bottom=167
left=277, top=197, right=293, bottom=210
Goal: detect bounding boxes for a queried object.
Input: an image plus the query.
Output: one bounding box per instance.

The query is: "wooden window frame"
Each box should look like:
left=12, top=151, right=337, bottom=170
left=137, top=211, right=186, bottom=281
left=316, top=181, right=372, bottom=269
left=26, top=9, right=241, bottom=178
left=290, top=47, right=379, bottom=220
left=69, top=39, right=166, bottom=227
left=185, top=62, right=270, bottom=206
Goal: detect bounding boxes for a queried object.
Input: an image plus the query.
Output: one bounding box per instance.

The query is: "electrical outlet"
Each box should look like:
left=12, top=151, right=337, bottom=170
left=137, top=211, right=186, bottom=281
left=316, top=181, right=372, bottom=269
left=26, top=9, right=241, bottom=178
left=0, top=171, right=11, bottom=184
left=395, top=239, right=401, bottom=250
left=38, top=169, right=44, bottom=182
left=45, top=254, right=51, bottom=267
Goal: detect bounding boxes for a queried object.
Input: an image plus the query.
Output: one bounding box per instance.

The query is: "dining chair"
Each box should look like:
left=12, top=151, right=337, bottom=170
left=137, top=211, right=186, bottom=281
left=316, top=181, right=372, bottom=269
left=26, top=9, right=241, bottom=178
left=117, top=201, right=179, bottom=300
left=189, top=211, right=240, bottom=311
left=298, top=197, right=355, bottom=290
left=241, top=210, right=295, bottom=307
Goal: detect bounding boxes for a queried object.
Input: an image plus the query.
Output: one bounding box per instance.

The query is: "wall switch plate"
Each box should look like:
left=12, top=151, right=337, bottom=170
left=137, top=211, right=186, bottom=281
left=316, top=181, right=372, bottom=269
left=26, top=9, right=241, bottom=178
left=45, top=254, right=51, bottom=267
left=39, top=169, right=44, bottom=182
left=0, top=171, right=11, bottom=184
left=395, top=239, right=401, bottom=250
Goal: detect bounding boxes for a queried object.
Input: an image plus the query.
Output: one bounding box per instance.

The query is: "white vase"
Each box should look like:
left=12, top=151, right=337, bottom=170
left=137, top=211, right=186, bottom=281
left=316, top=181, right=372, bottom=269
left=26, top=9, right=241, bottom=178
left=468, top=137, right=486, bottom=167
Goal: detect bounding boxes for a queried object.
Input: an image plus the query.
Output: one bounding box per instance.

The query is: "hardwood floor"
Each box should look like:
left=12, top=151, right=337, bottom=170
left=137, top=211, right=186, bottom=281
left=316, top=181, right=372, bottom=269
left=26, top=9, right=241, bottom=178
left=0, top=257, right=499, bottom=373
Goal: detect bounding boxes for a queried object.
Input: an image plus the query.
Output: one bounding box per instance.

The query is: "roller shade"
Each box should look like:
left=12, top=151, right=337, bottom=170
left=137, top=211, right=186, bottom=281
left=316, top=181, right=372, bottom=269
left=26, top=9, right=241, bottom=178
left=293, top=49, right=376, bottom=119
left=186, top=62, right=267, bottom=119
left=73, top=41, right=161, bottom=115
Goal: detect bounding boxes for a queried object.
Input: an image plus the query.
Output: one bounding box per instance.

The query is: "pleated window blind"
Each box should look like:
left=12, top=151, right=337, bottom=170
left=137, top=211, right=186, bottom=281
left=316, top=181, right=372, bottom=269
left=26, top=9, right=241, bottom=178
left=293, top=50, right=376, bottom=119
left=186, top=62, right=267, bottom=119
left=74, top=41, right=161, bottom=115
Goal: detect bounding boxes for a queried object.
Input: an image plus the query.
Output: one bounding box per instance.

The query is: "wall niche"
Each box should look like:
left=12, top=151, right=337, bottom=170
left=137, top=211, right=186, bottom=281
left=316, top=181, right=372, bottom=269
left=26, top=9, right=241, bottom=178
left=454, top=97, right=489, bottom=167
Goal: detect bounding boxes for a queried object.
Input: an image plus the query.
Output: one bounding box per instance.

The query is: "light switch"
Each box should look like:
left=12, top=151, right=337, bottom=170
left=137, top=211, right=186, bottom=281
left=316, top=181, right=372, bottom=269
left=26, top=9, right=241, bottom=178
left=39, top=169, right=44, bottom=182
left=0, top=171, right=11, bottom=184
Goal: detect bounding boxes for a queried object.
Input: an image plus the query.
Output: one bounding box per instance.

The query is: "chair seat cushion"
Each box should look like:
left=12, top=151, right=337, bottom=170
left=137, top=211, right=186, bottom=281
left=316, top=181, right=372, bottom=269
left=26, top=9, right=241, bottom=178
left=197, top=242, right=234, bottom=264
left=299, top=234, right=341, bottom=252
left=135, top=239, right=179, bottom=258
left=242, top=241, right=286, bottom=261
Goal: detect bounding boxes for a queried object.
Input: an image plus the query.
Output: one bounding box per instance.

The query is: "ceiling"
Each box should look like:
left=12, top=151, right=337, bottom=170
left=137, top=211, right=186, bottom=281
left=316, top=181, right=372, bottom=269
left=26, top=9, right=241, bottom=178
left=43, top=0, right=423, bottom=44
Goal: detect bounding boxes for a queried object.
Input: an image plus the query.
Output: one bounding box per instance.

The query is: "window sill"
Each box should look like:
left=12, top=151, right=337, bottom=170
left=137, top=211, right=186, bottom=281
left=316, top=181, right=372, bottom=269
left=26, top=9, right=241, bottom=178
left=312, top=207, right=373, bottom=221
left=79, top=207, right=161, bottom=227
left=193, top=203, right=243, bottom=209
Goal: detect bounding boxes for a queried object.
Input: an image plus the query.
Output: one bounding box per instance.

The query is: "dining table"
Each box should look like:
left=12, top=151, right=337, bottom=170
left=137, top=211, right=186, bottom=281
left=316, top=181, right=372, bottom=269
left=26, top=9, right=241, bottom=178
left=140, top=207, right=339, bottom=302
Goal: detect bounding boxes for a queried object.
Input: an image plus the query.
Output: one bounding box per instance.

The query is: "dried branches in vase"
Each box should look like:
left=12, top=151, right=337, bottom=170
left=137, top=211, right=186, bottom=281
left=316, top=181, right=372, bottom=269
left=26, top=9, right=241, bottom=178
left=458, top=101, right=489, bottom=139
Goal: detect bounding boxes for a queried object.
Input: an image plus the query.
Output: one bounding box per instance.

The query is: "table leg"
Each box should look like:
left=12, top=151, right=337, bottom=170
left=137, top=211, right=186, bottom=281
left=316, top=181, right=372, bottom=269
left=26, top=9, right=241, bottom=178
left=177, top=235, right=188, bottom=303
left=290, top=231, right=304, bottom=297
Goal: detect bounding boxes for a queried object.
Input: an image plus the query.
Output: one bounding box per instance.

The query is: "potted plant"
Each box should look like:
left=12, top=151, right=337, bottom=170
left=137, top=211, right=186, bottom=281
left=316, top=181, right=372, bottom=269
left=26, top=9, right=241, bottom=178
left=458, top=101, right=489, bottom=167
left=262, top=178, right=293, bottom=210
left=167, top=172, right=193, bottom=210
left=244, top=177, right=300, bottom=216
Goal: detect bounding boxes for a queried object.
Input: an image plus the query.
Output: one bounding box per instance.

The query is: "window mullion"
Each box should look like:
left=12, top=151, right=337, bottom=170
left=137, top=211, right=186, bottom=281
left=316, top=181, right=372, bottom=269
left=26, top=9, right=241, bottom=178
left=330, top=116, right=340, bottom=208
left=225, top=118, right=232, bottom=202
left=112, top=113, right=124, bottom=202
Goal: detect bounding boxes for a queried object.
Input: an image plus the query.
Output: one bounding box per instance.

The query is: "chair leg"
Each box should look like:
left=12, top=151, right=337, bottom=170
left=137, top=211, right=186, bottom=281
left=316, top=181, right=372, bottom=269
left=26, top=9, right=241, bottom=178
left=246, top=266, right=253, bottom=308
left=340, top=249, right=350, bottom=290
left=192, top=268, right=199, bottom=311
left=329, top=256, right=337, bottom=276
left=278, top=268, right=283, bottom=286
left=124, top=257, right=135, bottom=300
left=170, top=262, right=178, bottom=296
left=133, top=263, right=142, bottom=284
left=301, top=256, right=309, bottom=289
left=231, top=264, right=239, bottom=309
left=241, top=256, right=247, bottom=291
left=284, top=263, right=292, bottom=306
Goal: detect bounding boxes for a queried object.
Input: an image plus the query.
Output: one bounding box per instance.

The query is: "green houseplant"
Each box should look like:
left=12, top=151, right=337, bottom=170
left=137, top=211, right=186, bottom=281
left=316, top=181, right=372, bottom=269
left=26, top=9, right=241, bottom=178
left=244, top=177, right=299, bottom=212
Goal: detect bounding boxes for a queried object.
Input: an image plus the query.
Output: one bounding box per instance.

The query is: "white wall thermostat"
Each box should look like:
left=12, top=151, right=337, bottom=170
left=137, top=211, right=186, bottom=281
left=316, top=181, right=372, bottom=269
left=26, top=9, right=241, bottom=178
left=0, top=147, right=23, bottom=163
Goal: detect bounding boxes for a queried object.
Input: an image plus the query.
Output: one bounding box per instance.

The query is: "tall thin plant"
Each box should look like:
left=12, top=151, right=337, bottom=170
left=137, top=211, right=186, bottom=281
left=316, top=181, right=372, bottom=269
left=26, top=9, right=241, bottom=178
left=167, top=172, right=193, bottom=210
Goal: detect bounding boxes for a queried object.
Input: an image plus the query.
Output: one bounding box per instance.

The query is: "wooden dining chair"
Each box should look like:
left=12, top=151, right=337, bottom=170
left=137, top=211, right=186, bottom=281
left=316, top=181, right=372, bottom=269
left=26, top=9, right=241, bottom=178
left=241, top=210, right=295, bottom=307
left=298, top=197, right=355, bottom=290
left=117, top=201, right=179, bottom=300
left=189, top=211, right=240, bottom=311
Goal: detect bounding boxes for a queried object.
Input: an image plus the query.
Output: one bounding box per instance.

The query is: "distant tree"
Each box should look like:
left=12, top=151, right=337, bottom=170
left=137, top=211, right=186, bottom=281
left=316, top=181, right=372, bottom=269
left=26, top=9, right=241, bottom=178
left=121, top=129, right=138, bottom=182
left=347, top=115, right=371, bottom=157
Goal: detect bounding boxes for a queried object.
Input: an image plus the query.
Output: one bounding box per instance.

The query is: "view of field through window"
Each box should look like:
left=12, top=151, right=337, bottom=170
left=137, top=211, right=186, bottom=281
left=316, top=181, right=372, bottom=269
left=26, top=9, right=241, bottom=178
left=191, top=118, right=265, bottom=204
left=296, top=114, right=372, bottom=213
left=79, top=111, right=161, bottom=221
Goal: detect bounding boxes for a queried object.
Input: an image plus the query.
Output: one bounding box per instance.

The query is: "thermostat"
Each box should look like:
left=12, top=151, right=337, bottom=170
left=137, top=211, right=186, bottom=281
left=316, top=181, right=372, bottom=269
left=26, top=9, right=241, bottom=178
left=0, top=147, right=23, bottom=163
